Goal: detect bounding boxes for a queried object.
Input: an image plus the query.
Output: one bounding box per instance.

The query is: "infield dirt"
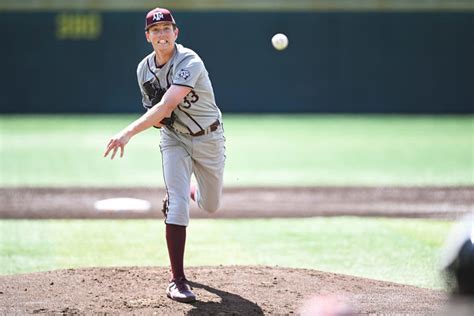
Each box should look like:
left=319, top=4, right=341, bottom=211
left=1, top=186, right=472, bottom=219
left=0, top=266, right=448, bottom=314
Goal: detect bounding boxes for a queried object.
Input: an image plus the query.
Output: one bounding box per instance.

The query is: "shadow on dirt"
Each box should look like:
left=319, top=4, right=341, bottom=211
left=187, top=281, right=263, bottom=315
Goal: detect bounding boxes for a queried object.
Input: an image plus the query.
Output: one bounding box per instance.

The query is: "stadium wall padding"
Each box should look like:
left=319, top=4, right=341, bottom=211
left=1, top=11, right=473, bottom=113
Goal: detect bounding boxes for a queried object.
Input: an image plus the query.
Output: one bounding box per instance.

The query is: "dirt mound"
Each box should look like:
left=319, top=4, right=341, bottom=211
left=0, top=266, right=447, bottom=315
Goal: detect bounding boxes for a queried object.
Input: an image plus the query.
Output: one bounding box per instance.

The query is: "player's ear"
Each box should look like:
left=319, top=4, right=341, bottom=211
left=175, top=27, right=179, bottom=39
left=145, top=31, right=151, bottom=43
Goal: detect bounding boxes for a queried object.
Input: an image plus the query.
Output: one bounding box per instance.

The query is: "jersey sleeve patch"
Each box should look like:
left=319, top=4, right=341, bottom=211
left=177, top=69, right=191, bottom=80
left=173, top=55, right=204, bottom=88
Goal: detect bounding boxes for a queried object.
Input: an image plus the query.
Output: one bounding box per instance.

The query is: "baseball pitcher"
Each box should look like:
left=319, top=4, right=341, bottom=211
left=104, top=7, right=226, bottom=303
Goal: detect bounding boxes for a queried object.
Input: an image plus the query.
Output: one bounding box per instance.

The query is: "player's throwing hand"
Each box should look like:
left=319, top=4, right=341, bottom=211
left=103, top=130, right=131, bottom=159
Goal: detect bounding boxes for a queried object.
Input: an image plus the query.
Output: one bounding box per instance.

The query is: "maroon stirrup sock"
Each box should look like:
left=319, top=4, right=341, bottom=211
left=166, top=224, right=186, bottom=280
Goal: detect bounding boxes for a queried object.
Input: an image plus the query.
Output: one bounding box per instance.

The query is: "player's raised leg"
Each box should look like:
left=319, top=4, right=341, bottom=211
left=192, top=128, right=226, bottom=213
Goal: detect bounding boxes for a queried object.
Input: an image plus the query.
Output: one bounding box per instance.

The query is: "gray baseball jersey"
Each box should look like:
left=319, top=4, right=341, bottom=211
left=137, top=43, right=222, bottom=134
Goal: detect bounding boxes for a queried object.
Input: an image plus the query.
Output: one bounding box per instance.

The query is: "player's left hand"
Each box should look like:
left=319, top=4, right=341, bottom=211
left=103, top=130, right=131, bottom=160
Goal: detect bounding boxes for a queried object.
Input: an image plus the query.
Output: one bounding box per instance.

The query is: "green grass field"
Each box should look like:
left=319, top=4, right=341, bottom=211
left=0, top=217, right=452, bottom=289
left=0, top=114, right=471, bottom=289
left=0, top=114, right=472, bottom=186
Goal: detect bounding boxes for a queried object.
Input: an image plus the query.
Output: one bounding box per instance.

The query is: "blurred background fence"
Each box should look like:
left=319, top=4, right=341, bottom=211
left=1, top=0, right=473, bottom=114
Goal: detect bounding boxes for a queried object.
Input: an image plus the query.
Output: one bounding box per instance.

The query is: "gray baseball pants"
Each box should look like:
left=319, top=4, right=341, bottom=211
left=159, top=125, right=226, bottom=226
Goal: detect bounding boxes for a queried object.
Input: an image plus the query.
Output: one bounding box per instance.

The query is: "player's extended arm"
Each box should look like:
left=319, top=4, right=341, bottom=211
left=103, top=85, right=192, bottom=159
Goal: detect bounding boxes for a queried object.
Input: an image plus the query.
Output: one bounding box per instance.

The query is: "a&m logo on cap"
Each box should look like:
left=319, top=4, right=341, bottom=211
left=145, top=7, right=176, bottom=30
left=153, top=12, right=164, bottom=21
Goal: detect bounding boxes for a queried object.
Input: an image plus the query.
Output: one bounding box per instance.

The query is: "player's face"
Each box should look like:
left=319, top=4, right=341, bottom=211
left=146, top=23, right=178, bottom=51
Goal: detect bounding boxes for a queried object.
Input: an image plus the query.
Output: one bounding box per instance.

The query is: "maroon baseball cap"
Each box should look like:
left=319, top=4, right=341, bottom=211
left=145, top=8, right=176, bottom=30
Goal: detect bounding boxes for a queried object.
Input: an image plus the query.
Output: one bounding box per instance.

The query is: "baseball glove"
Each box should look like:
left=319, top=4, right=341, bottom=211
left=142, top=80, right=176, bottom=127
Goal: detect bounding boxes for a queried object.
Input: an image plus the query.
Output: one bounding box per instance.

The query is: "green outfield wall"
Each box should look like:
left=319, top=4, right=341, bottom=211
left=1, top=1, right=473, bottom=113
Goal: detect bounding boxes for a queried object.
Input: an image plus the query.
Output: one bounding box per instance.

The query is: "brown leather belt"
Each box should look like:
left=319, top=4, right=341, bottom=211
left=190, top=120, right=220, bottom=137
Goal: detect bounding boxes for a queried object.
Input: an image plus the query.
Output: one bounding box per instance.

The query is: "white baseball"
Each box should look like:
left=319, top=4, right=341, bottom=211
left=271, top=33, right=289, bottom=51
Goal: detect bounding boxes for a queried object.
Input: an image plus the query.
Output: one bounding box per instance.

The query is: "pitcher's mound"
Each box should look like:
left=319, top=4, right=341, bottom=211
left=0, top=266, right=447, bottom=314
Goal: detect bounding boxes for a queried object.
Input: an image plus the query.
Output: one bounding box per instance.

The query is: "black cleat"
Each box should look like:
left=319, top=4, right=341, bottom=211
left=162, top=194, right=169, bottom=218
